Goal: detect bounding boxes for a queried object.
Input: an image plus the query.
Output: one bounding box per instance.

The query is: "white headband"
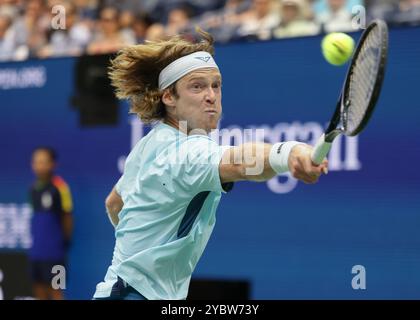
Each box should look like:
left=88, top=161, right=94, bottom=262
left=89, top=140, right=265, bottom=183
left=158, top=51, right=219, bottom=90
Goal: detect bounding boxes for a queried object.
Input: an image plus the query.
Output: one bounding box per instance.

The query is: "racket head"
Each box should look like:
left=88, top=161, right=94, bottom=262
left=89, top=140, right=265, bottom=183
left=340, top=20, right=389, bottom=136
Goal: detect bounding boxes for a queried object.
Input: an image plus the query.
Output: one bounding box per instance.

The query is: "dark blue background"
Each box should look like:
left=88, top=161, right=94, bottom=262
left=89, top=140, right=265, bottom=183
left=1, top=26, right=420, bottom=299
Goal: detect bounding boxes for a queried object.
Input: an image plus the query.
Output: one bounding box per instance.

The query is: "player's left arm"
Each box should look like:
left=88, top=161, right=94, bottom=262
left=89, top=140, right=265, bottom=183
left=105, top=187, right=123, bottom=227
left=55, top=178, right=74, bottom=245
left=62, top=211, right=73, bottom=245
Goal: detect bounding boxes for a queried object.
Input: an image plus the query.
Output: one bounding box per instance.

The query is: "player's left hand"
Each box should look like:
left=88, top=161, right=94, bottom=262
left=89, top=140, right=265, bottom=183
left=288, top=144, right=328, bottom=184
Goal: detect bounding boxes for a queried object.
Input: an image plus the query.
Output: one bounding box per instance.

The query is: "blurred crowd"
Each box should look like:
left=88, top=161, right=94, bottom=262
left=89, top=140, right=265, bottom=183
left=0, top=0, right=419, bottom=62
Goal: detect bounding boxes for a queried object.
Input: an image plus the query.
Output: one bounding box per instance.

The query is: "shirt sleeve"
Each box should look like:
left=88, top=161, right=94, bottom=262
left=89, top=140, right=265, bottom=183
left=169, top=135, right=232, bottom=194
left=53, top=177, right=73, bottom=213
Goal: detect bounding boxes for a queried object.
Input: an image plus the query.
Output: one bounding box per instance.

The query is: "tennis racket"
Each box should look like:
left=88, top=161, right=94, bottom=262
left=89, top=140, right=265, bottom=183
left=311, top=20, right=389, bottom=165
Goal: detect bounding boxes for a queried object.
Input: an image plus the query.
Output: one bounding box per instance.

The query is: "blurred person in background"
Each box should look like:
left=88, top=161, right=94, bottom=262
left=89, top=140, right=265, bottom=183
left=145, top=22, right=167, bottom=41
left=392, top=0, right=420, bottom=25
left=74, top=0, right=98, bottom=21
left=142, top=5, right=194, bottom=41
left=152, top=0, right=192, bottom=24
left=132, top=12, right=153, bottom=43
left=87, top=6, right=134, bottom=55
left=195, top=0, right=251, bottom=43
left=102, top=0, right=158, bottom=17
left=39, top=1, right=91, bottom=57
left=188, top=0, right=226, bottom=16
left=237, top=0, right=280, bottom=40
left=315, top=0, right=355, bottom=32
left=368, top=0, right=420, bottom=26
left=165, top=5, right=193, bottom=36
left=13, top=0, right=50, bottom=59
left=273, top=0, right=320, bottom=38
left=0, top=13, right=17, bottom=61
left=312, top=0, right=363, bottom=15
left=365, top=0, right=395, bottom=21
left=0, top=0, right=23, bottom=19
left=118, top=10, right=136, bottom=44
left=29, top=147, right=73, bottom=300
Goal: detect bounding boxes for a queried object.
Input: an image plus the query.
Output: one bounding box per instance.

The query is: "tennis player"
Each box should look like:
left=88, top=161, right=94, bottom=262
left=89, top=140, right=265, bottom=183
left=93, top=30, right=328, bottom=300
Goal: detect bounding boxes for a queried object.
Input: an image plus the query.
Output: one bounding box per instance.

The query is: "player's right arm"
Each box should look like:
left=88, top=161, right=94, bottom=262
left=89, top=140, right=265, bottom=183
left=219, top=142, right=328, bottom=184
left=105, top=187, right=123, bottom=227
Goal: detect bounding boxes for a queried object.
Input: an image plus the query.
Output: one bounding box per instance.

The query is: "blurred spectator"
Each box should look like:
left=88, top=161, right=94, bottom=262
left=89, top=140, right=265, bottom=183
left=145, top=23, right=167, bottom=41
left=274, top=0, right=320, bottom=38
left=29, top=147, right=73, bottom=300
left=0, top=0, right=419, bottom=62
left=237, top=0, right=280, bottom=40
left=166, top=6, right=193, bottom=36
left=13, top=0, right=50, bottom=59
left=368, top=0, right=420, bottom=26
left=87, top=7, right=134, bottom=55
left=196, top=0, right=251, bottom=43
left=119, top=10, right=136, bottom=44
left=132, top=12, right=153, bottom=43
left=366, top=0, right=395, bottom=21
left=39, top=1, right=91, bottom=58
left=0, top=13, right=17, bottom=61
left=188, top=0, right=226, bottom=16
left=312, top=0, right=363, bottom=15
left=0, top=0, right=23, bottom=19
left=103, top=0, right=158, bottom=16
left=393, top=0, right=420, bottom=25
left=315, top=0, right=355, bottom=32
left=147, top=0, right=185, bottom=24
left=66, top=0, right=97, bottom=46
left=74, top=0, right=98, bottom=21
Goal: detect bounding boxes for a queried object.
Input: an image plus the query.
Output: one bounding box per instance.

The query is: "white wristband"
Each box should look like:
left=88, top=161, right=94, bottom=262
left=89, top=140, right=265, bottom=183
left=269, top=141, right=304, bottom=174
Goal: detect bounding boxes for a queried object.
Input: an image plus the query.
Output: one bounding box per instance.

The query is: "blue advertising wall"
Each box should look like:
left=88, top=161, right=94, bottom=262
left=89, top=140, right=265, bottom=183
left=1, top=26, right=420, bottom=299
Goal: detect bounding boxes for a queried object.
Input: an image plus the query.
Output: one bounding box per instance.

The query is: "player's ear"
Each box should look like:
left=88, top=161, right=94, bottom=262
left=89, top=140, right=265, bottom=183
left=162, top=89, right=176, bottom=108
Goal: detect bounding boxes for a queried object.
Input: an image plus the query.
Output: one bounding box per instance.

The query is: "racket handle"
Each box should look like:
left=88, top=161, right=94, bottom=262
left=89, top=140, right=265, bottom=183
left=311, top=134, right=332, bottom=165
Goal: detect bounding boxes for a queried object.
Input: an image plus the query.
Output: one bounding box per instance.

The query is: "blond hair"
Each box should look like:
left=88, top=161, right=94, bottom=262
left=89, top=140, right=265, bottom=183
left=109, top=30, right=215, bottom=124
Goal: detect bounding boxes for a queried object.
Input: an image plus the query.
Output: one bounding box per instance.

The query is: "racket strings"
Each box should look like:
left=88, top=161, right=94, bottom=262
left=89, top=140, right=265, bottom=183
left=346, top=26, right=382, bottom=133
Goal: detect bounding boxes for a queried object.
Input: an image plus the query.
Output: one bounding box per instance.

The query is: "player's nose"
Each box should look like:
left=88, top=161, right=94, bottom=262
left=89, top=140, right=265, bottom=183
left=205, top=87, right=216, bottom=104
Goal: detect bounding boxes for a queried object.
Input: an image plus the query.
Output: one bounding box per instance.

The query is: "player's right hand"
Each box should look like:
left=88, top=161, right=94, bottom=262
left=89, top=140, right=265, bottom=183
left=288, top=144, right=329, bottom=184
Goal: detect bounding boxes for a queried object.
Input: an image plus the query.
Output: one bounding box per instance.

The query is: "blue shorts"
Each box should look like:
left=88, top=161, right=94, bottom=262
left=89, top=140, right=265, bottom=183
left=30, top=260, right=65, bottom=284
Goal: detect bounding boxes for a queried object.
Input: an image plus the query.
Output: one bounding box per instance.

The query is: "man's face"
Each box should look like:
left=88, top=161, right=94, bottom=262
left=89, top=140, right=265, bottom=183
left=254, top=0, right=271, bottom=18
left=168, top=68, right=222, bottom=133
left=282, top=4, right=299, bottom=23
left=31, top=150, right=55, bottom=180
left=328, top=0, right=345, bottom=11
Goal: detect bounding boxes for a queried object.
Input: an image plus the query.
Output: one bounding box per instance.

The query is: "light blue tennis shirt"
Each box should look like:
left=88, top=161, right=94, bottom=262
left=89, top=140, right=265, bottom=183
left=94, top=122, right=232, bottom=300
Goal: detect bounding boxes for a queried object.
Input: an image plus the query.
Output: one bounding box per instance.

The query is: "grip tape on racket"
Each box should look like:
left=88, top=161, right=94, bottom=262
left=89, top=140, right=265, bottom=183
left=311, top=134, right=332, bottom=165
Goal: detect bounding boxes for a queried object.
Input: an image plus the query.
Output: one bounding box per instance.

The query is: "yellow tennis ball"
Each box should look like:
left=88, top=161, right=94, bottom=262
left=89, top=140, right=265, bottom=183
left=321, top=32, right=355, bottom=66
